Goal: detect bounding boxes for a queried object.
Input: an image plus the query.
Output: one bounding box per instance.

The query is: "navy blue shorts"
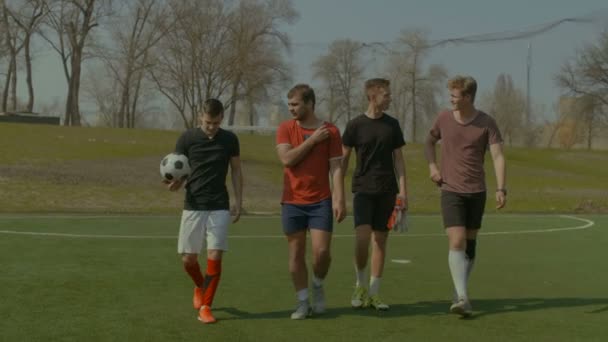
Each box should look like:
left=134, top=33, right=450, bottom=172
left=281, top=199, right=333, bottom=235
left=353, top=192, right=395, bottom=231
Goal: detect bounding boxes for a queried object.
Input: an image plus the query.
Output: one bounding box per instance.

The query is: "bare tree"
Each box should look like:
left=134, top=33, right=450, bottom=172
left=95, top=0, right=169, bottom=128
left=1, top=2, right=26, bottom=112
left=41, top=0, right=112, bottom=126
left=313, top=39, right=364, bottom=125
left=224, top=0, right=297, bottom=126
left=555, top=30, right=608, bottom=149
left=149, top=0, right=234, bottom=128
left=480, top=73, right=526, bottom=146
left=4, top=0, right=47, bottom=113
left=388, top=29, right=447, bottom=142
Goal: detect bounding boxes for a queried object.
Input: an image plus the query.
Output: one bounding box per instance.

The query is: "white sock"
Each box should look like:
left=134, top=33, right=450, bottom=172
left=369, top=276, right=381, bottom=296
left=355, top=266, right=368, bottom=288
left=449, top=250, right=468, bottom=301
left=312, top=275, right=323, bottom=287
left=296, top=288, right=308, bottom=302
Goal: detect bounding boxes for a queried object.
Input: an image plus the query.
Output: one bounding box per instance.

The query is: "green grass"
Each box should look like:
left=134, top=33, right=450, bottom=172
left=1, top=122, right=607, bottom=213
left=0, top=214, right=606, bottom=341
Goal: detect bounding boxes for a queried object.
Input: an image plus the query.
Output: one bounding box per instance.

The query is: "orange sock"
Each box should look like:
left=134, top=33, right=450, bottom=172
left=202, top=259, right=222, bottom=307
left=184, top=261, right=205, bottom=288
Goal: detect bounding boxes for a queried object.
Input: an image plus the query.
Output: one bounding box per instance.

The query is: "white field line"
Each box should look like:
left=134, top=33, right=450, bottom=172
left=0, top=215, right=595, bottom=240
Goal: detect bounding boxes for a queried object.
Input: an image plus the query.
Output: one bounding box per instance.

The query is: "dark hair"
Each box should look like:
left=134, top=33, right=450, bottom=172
left=364, top=78, right=390, bottom=99
left=201, top=98, right=224, bottom=117
left=287, top=84, right=315, bottom=109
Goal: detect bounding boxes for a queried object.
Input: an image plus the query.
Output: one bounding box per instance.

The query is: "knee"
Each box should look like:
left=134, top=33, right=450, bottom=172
left=181, top=254, right=198, bottom=267
left=314, top=247, right=331, bottom=264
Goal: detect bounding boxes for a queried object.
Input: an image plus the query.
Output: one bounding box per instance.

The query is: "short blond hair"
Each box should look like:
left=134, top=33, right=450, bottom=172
left=447, top=75, right=477, bottom=102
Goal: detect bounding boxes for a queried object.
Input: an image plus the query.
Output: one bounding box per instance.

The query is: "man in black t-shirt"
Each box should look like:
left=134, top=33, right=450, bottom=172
left=164, top=99, right=243, bottom=324
left=341, top=78, right=408, bottom=311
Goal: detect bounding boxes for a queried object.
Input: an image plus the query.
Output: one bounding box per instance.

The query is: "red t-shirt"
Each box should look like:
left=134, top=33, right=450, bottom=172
left=276, top=120, right=343, bottom=204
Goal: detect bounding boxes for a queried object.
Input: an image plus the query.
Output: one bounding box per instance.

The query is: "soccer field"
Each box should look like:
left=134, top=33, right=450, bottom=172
left=1, top=214, right=607, bottom=342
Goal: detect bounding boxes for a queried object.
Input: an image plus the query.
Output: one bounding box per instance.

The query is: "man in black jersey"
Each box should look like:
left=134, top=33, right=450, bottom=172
left=341, top=78, right=408, bottom=311
left=164, top=98, right=243, bottom=324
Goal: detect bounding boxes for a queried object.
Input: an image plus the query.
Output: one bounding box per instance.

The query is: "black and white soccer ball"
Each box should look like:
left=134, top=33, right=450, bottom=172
left=160, top=153, right=191, bottom=181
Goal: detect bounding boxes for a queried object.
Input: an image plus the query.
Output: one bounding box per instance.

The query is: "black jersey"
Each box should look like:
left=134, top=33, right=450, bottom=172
left=342, top=113, right=405, bottom=194
left=175, top=128, right=240, bottom=210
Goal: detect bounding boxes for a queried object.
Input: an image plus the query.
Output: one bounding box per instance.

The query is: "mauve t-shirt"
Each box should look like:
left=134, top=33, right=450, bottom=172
left=429, top=110, right=503, bottom=194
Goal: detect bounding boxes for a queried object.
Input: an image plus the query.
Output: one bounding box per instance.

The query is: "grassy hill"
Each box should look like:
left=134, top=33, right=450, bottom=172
left=1, top=122, right=606, bottom=214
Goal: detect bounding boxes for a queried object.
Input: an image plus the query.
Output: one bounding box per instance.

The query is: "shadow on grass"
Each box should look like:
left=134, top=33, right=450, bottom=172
left=213, top=297, right=608, bottom=321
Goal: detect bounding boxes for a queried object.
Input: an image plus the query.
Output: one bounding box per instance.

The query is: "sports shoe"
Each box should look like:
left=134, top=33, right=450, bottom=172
left=198, top=306, right=217, bottom=324
left=367, top=294, right=389, bottom=311
left=351, top=286, right=368, bottom=308
left=290, top=300, right=311, bottom=320
left=311, top=284, right=326, bottom=314
left=193, top=287, right=204, bottom=309
left=450, top=299, right=473, bottom=317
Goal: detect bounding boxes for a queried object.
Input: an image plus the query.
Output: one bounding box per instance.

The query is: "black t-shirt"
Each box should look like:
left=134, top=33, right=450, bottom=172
left=175, top=128, right=240, bottom=210
left=342, top=113, right=405, bottom=194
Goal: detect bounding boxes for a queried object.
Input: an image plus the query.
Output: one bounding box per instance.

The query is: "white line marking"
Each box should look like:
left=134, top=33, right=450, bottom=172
left=391, top=259, right=411, bottom=264
left=0, top=215, right=595, bottom=240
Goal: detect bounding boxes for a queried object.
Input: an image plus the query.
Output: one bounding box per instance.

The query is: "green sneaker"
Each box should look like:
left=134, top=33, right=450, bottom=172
left=351, top=286, right=368, bottom=308
left=367, top=294, right=389, bottom=311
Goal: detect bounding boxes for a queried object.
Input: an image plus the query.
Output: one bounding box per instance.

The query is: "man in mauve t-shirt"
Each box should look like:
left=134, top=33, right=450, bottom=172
left=424, top=75, right=507, bottom=317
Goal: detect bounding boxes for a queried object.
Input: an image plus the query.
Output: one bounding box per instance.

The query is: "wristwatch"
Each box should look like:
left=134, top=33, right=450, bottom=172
left=496, top=188, right=507, bottom=195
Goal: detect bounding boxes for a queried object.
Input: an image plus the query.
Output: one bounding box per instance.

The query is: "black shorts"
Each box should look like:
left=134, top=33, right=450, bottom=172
left=440, top=190, right=486, bottom=229
left=353, top=192, right=395, bottom=231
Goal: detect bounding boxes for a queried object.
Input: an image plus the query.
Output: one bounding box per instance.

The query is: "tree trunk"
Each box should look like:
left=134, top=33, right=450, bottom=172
left=10, top=56, right=17, bottom=111
left=228, top=76, right=241, bottom=126
left=24, top=35, right=35, bottom=112
left=2, top=64, right=11, bottom=112
left=68, top=48, right=83, bottom=126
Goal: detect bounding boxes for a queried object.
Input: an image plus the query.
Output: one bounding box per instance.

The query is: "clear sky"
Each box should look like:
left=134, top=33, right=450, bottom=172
left=23, top=0, right=608, bottom=121
left=282, top=0, right=608, bottom=118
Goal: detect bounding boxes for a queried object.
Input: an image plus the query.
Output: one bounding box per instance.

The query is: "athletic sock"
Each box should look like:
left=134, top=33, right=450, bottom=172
left=202, top=259, right=222, bottom=307
left=448, top=250, right=468, bottom=301
left=369, top=276, right=381, bottom=296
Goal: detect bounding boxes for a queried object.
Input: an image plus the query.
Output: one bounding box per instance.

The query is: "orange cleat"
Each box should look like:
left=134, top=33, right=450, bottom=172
left=193, top=287, right=204, bottom=309
left=198, top=306, right=217, bottom=324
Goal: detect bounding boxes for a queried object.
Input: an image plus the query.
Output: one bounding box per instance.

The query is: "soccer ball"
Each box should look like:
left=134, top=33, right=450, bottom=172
left=160, top=153, right=191, bottom=181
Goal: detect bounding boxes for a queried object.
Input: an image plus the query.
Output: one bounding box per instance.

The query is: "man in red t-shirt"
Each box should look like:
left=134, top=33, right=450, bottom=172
left=425, top=75, right=507, bottom=317
left=276, top=84, right=346, bottom=320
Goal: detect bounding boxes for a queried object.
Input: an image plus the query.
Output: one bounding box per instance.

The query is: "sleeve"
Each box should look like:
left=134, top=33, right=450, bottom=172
left=487, top=116, right=504, bottom=145
left=174, top=131, right=189, bottom=156
left=230, top=133, right=240, bottom=157
left=329, top=125, right=343, bottom=160
left=393, top=119, right=406, bottom=149
left=276, top=122, right=291, bottom=146
left=429, top=114, right=442, bottom=140
left=342, top=120, right=355, bottom=147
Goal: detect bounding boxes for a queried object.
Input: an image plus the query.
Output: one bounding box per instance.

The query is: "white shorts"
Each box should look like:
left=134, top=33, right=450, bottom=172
left=177, top=210, right=230, bottom=254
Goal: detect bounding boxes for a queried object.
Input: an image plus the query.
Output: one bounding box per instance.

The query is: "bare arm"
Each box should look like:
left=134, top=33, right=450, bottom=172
left=393, top=147, right=408, bottom=210
left=424, top=134, right=442, bottom=186
left=341, top=145, right=352, bottom=174
left=329, top=157, right=346, bottom=222
left=276, top=125, right=329, bottom=168
left=230, top=156, right=243, bottom=222
left=489, top=143, right=507, bottom=209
